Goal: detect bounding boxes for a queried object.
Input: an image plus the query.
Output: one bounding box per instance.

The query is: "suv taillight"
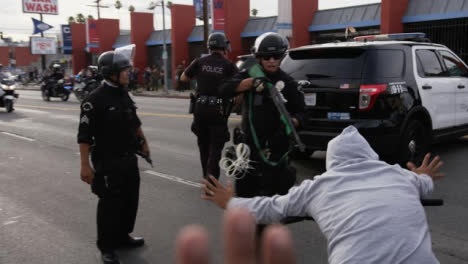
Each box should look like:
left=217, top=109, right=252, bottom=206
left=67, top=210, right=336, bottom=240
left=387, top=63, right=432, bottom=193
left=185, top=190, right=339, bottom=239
left=359, top=84, right=387, bottom=111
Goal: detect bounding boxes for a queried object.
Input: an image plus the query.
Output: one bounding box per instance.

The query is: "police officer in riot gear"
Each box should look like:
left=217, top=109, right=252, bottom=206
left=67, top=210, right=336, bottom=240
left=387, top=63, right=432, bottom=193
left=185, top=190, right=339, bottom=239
left=181, top=32, right=238, bottom=183
left=78, top=45, right=149, bottom=264
left=219, top=32, right=305, bottom=198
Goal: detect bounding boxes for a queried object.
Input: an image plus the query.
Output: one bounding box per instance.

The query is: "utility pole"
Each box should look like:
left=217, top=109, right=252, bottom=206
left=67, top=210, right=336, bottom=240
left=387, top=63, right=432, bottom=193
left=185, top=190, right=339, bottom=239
left=39, top=14, right=46, bottom=71
left=203, top=0, right=209, bottom=53
left=149, top=1, right=169, bottom=94
left=161, top=0, right=169, bottom=94
left=87, top=0, right=109, bottom=19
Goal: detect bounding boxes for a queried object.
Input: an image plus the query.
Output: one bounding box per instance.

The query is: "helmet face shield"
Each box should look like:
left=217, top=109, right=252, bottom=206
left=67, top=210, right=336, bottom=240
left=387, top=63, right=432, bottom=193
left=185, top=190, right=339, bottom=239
left=113, top=44, right=135, bottom=69
left=251, top=32, right=289, bottom=57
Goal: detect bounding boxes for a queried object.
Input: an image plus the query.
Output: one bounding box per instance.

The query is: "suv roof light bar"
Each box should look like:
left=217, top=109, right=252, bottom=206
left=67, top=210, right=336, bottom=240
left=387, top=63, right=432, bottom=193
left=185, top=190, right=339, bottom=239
left=354, top=33, right=427, bottom=42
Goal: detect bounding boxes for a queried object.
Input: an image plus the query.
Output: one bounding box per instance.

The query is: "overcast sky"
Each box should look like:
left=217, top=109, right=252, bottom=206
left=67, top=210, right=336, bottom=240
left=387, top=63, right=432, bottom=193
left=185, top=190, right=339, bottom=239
left=0, top=0, right=380, bottom=41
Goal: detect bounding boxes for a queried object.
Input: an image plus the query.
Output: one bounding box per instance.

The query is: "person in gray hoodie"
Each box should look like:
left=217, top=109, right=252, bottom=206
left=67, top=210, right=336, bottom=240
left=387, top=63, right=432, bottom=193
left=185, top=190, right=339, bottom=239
left=202, top=126, right=444, bottom=264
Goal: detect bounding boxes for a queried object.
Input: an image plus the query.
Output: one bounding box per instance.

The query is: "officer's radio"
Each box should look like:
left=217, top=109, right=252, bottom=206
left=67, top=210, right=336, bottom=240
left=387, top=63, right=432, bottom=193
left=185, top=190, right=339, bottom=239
left=189, top=92, right=196, bottom=114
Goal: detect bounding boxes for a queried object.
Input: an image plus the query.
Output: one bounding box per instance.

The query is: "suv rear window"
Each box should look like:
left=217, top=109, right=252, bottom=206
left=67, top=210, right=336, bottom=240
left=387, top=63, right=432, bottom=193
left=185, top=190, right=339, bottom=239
left=283, top=48, right=405, bottom=80
left=284, top=48, right=365, bottom=79
left=363, top=50, right=405, bottom=78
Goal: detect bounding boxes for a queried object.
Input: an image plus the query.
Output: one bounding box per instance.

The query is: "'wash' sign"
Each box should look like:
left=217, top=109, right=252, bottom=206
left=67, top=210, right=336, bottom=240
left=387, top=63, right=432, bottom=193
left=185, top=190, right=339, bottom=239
left=23, top=0, right=58, bottom=15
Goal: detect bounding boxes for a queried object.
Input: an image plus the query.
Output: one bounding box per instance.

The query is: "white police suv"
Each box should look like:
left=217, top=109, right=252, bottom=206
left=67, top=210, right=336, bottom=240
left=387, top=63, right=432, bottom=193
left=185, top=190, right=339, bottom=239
left=281, top=33, right=468, bottom=164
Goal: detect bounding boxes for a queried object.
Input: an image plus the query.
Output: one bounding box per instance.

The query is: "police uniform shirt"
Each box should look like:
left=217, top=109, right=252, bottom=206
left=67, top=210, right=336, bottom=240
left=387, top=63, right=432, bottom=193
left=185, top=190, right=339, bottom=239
left=77, top=81, right=142, bottom=156
left=220, top=68, right=305, bottom=141
left=184, top=53, right=238, bottom=96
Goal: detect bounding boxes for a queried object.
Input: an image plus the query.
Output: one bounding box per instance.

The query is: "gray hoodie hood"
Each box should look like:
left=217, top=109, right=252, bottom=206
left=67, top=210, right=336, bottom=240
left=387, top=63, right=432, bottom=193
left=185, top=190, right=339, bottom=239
left=326, top=126, right=379, bottom=171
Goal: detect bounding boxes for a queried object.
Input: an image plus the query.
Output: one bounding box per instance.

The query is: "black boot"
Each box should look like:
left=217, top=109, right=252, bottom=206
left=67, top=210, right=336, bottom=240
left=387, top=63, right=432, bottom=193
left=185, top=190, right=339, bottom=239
left=101, top=250, right=120, bottom=264
left=119, top=235, right=145, bottom=248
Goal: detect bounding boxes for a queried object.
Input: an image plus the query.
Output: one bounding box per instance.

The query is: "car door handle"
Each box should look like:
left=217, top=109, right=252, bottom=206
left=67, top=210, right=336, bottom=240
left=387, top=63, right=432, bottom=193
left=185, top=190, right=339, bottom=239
left=422, top=85, right=432, bottom=90
left=458, top=85, right=465, bottom=89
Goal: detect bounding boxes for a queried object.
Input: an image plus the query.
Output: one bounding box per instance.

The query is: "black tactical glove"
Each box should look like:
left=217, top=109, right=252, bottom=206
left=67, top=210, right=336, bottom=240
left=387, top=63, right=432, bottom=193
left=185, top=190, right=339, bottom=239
left=252, top=77, right=270, bottom=93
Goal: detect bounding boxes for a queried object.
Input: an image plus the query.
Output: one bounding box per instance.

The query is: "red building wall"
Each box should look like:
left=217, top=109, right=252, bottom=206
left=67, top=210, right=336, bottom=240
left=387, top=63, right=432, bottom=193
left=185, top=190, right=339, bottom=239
left=171, top=4, right=196, bottom=83
left=14, top=47, right=40, bottom=67
left=97, top=19, right=120, bottom=54
left=381, top=0, right=409, bottom=34
left=0, top=47, right=9, bottom=66
left=71, top=23, right=87, bottom=74
left=131, top=12, right=154, bottom=83
left=291, top=0, right=318, bottom=48
left=225, top=0, right=250, bottom=60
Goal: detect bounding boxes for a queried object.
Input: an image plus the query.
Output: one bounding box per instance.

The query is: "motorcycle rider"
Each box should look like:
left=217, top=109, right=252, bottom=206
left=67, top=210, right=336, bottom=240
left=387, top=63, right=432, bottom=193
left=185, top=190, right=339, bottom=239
left=180, top=32, right=238, bottom=184
left=43, top=64, right=64, bottom=95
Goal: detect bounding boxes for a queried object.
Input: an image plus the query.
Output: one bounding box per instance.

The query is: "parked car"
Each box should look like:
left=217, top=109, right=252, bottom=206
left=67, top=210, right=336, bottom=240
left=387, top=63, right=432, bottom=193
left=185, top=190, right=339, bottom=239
left=280, top=33, right=468, bottom=164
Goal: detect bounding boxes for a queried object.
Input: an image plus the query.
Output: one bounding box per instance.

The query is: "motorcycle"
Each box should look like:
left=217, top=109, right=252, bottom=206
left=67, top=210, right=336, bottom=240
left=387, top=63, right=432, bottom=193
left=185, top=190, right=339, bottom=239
left=0, top=72, right=19, bottom=113
left=41, top=77, right=73, bottom=102
left=0, top=80, right=19, bottom=113
left=73, top=75, right=99, bottom=103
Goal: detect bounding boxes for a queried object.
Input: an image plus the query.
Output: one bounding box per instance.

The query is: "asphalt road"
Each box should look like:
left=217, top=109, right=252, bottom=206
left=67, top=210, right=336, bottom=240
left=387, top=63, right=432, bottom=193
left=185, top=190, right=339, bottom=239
left=1, top=90, right=467, bottom=264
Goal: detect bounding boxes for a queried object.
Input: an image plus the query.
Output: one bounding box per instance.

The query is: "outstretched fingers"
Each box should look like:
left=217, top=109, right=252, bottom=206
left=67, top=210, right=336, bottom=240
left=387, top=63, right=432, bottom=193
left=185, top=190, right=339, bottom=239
left=175, top=225, right=210, bottom=264
left=407, top=161, right=417, bottom=171
left=261, top=225, right=296, bottom=264
left=223, top=208, right=256, bottom=264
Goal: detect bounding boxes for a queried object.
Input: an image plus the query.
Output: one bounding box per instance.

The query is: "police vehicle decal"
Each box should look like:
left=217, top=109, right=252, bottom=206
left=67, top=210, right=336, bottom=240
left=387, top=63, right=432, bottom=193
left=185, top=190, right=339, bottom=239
left=388, top=82, right=408, bottom=94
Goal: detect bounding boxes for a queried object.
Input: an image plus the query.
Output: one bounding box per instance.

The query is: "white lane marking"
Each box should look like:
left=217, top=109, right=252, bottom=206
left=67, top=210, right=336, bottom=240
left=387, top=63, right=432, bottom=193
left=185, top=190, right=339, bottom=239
left=144, top=170, right=202, bottom=188
left=16, top=108, right=49, bottom=114
left=1, top=132, right=35, bottom=142
left=3, top=220, right=18, bottom=226
left=9, top=215, right=24, bottom=220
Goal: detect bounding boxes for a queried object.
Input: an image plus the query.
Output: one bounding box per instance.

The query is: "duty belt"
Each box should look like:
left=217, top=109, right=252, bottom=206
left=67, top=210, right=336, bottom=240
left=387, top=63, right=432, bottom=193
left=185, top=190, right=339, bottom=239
left=196, top=95, right=223, bottom=106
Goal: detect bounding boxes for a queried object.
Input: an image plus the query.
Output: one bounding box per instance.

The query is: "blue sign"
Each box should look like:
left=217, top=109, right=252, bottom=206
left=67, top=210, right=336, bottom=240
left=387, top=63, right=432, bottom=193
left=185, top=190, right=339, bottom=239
left=193, top=0, right=211, bottom=19
left=32, top=17, right=53, bottom=34
left=61, top=25, right=72, bottom=54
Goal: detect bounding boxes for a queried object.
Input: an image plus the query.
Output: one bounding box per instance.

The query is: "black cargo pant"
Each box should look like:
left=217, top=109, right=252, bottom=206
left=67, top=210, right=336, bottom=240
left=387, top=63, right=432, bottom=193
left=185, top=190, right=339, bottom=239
left=234, top=135, right=296, bottom=198
left=91, top=153, right=140, bottom=252
left=191, top=103, right=229, bottom=180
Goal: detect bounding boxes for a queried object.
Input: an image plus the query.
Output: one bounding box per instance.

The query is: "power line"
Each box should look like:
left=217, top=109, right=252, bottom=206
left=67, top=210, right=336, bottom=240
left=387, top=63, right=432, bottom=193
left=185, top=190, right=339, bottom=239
left=87, top=0, right=109, bottom=19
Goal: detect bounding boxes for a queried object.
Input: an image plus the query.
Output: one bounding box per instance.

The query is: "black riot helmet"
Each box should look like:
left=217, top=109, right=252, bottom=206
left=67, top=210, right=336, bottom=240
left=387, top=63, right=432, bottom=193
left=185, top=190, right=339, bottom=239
left=251, top=32, right=289, bottom=58
left=207, top=32, right=230, bottom=51
left=98, top=44, right=135, bottom=79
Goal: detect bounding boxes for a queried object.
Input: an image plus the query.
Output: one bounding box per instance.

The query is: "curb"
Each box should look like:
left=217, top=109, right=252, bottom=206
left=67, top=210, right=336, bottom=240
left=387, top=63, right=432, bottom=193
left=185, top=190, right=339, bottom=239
left=17, top=87, right=190, bottom=99
left=16, top=87, right=40, bottom=91
left=131, top=92, right=190, bottom=99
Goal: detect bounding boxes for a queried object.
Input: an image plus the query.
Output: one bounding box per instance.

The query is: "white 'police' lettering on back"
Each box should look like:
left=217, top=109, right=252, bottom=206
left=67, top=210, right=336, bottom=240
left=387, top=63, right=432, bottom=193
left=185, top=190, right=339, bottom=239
left=202, top=65, right=224, bottom=74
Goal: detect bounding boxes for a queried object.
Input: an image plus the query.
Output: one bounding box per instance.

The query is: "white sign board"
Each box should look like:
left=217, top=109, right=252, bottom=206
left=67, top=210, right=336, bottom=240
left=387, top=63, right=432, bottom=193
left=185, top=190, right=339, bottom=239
left=23, top=0, right=58, bottom=15
left=30, top=37, right=57, bottom=54
left=277, top=0, right=292, bottom=38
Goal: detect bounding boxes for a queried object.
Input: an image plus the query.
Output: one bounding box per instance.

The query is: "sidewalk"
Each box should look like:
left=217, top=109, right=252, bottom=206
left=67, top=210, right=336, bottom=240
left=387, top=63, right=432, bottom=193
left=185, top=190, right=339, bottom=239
left=131, top=88, right=191, bottom=99
left=16, top=84, right=191, bottom=99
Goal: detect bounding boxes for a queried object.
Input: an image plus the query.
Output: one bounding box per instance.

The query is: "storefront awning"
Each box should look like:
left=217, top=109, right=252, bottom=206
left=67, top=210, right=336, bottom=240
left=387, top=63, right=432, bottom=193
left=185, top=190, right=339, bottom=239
left=241, top=16, right=277, bottom=38
left=188, top=25, right=206, bottom=43
left=309, top=3, right=381, bottom=32
left=146, top=30, right=172, bottom=46
left=112, top=34, right=131, bottom=49
left=403, top=0, right=468, bottom=23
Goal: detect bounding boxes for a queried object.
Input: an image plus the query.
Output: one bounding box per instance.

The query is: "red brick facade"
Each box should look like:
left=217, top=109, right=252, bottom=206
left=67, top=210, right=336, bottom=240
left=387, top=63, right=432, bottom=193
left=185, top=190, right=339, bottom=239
left=171, top=4, right=196, bottom=83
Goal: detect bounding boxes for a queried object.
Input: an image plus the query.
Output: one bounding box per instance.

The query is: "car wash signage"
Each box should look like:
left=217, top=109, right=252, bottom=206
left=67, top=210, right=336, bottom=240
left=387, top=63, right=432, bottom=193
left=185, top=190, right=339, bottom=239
left=23, top=0, right=58, bottom=15
left=30, top=37, right=57, bottom=54
left=86, top=19, right=100, bottom=53
left=211, top=0, right=225, bottom=31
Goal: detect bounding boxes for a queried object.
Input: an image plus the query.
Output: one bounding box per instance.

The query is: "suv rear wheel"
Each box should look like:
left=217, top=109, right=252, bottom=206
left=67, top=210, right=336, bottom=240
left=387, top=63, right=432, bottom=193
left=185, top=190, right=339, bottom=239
left=398, top=120, right=430, bottom=166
